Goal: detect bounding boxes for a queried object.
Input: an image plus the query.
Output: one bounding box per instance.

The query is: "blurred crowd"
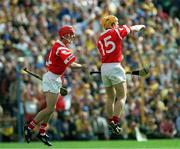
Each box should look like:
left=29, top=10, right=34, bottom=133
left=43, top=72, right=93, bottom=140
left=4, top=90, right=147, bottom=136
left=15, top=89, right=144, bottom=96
left=0, top=0, right=180, bottom=142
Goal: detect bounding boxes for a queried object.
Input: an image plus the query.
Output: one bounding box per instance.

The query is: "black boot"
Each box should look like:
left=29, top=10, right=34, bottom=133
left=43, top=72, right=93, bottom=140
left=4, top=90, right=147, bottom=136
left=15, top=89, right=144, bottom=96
left=108, top=121, right=122, bottom=135
left=24, top=125, right=33, bottom=143
left=37, top=133, right=52, bottom=146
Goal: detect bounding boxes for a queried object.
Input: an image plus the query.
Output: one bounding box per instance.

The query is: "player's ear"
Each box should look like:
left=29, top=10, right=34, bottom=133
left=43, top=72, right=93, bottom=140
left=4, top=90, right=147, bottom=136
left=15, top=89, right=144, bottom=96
left=111, top=22, right=115, bottom=27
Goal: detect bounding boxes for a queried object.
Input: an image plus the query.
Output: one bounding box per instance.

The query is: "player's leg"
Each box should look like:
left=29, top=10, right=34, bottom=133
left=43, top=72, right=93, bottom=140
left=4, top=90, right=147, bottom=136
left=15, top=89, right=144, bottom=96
left=33, top=92, right=57, bottom=123
left=27, top=92, right=57, bottom=127
left=24, top=92, right=57, bottom=145
left=24, top=72, right=61, bottom=145
left=37, top=112, right=54, bottom=146
left=110, top=64, right=126, bottom=122
left=105, top=86, right=120, bottom=134
left=107, top=82, right=126, bottom=135
left=35, top=92, right=57, bottom=146
left=114, top=82, right=127, bottom=119
left=108, top=64, right=126, bottom=134
left=101, top=73, right=119, bottom=134
left=39, top=113, right=53, bottom=135
left=105, top=86, right=116, bottom=121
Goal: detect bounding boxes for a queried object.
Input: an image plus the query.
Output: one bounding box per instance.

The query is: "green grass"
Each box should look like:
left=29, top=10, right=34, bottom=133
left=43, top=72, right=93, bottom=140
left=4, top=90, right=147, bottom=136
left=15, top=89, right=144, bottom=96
left=0, top=139, right=180, bottom=149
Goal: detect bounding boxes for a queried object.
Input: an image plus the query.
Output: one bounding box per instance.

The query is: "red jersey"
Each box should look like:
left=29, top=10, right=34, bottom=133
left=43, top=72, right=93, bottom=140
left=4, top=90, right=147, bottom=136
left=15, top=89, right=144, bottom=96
left=46, top=40, right=76, bottom=75
left=97, top=25, right=130, bottom=63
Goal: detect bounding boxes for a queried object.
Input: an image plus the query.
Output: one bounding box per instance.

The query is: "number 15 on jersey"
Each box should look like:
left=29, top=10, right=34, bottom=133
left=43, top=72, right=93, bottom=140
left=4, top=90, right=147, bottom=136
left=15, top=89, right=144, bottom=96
left=98, top=35, right=116, bottom=56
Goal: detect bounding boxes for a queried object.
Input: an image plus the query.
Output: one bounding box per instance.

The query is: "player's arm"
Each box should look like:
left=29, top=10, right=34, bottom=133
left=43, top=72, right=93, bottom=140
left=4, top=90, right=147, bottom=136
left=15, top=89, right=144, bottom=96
left=117, top=25, right=146, bottom=39
left=56, top=47, right=76, bottom=65
left=117, top=25, right=131, bottom=39
left=56, top=47, right=87, bottom=70
left=130, top=25, right=146, bottom=32
left=70, top=62, right=87, bottom=70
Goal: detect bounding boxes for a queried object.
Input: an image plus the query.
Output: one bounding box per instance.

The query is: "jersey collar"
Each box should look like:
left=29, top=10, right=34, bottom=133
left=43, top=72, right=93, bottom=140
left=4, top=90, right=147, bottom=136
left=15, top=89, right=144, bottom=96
left=56, top=40, right=66, bottom=47
left=100, top=29, right=111, bottom=36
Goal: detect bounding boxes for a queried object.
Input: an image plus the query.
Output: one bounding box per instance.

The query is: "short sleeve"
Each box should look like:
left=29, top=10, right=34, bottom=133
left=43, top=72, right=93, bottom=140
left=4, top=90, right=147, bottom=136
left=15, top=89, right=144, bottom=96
left=56, top=47, right=76, bottom=65
left=115, top=25, right=131, bottom=40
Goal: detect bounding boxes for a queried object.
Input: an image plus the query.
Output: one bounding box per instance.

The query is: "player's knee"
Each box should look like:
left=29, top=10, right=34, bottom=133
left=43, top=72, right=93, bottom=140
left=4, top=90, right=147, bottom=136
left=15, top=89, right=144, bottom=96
left=106, top=91, right=116, bottom=100
left=120, top=98, right=126, bottom=106
left=117, top=93, right=126, bottom=100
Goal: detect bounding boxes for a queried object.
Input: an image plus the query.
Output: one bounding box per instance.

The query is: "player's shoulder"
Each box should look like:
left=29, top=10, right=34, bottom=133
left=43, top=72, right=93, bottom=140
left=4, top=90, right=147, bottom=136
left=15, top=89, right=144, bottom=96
left=99, top=29, right=116, bottom=39
left=54, top=40, right=69, bottom=50
left=55, top=40, right=66, bottom=47
left=100, top=29, right=114, bottom=36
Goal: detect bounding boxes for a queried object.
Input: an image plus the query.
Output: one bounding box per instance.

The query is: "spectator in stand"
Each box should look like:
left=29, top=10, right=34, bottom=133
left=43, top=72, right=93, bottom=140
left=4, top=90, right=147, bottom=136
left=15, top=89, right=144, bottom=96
left=90, top=110, right=109, bottom=140
left=160, top=114, right=176, bottom=138
left=75, top=111, right=93, bottom=140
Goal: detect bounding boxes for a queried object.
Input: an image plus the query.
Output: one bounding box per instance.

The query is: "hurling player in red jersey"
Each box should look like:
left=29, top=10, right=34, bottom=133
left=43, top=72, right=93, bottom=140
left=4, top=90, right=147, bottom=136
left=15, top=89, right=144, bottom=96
left=97, top=15, right=145, bottom=135
left=24, top=25, right=86, bottom=146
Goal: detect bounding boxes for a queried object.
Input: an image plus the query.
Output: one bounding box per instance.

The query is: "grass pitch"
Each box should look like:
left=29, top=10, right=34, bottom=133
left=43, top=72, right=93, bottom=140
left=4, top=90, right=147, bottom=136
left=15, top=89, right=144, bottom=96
left=0, top=139, right=179, bottom=149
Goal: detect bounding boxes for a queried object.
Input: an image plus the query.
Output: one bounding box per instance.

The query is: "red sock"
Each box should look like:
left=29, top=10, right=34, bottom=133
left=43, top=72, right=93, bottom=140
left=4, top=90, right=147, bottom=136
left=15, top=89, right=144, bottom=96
left=39, top=123, right=47, bottom=135
left=28, top=120, right=37, bottom=130
left=112, top=116, right=119, bottom=124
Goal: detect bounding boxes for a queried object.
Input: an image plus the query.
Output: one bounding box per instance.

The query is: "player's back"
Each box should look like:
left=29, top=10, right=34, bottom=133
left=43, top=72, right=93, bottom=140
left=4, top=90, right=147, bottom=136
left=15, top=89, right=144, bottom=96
left=97, top=25, right=130, bottom=63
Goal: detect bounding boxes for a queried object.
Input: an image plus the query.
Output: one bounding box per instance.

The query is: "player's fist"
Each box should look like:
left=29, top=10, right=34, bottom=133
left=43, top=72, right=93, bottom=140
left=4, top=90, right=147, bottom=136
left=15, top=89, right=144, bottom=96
left=130, top=25, right=146, bottom=31
left=60, top=87, right=68, bottom=96
left=81, top=64, right=88, bottom=72
left=138, top=25, right=146, bottom=30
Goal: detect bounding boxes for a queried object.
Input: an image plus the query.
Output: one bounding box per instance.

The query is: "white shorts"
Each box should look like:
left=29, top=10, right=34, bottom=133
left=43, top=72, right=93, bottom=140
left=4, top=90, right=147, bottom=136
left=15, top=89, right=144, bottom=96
left=42, top=71, right=62, bottom=94
left=101, top=63, right=126, bottom=87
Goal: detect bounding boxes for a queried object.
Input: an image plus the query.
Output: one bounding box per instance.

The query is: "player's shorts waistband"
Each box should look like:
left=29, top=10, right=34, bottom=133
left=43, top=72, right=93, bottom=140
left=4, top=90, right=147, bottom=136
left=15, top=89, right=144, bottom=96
left=46, top=71, right=60, bottom=78
left=101, top=63, right=122, bottom=67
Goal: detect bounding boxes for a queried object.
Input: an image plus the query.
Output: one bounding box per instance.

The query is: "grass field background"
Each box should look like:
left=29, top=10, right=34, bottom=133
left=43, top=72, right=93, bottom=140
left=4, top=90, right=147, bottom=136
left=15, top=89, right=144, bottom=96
left=0, top=139, right=180, bottom=149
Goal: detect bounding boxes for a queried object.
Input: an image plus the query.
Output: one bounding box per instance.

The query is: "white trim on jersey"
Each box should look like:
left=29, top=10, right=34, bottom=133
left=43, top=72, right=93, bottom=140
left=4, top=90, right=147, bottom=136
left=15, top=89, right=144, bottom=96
left=100, top=29, right=111, bottom=36
left=64, top=54, right=75, bottom=64
left=56, top=47, right=69, bottom=56
left=123, top=25, right=130, bottom=34
left=56, top=40, right=66, bottom=47
left=115, top=29, right=122, bottom=40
